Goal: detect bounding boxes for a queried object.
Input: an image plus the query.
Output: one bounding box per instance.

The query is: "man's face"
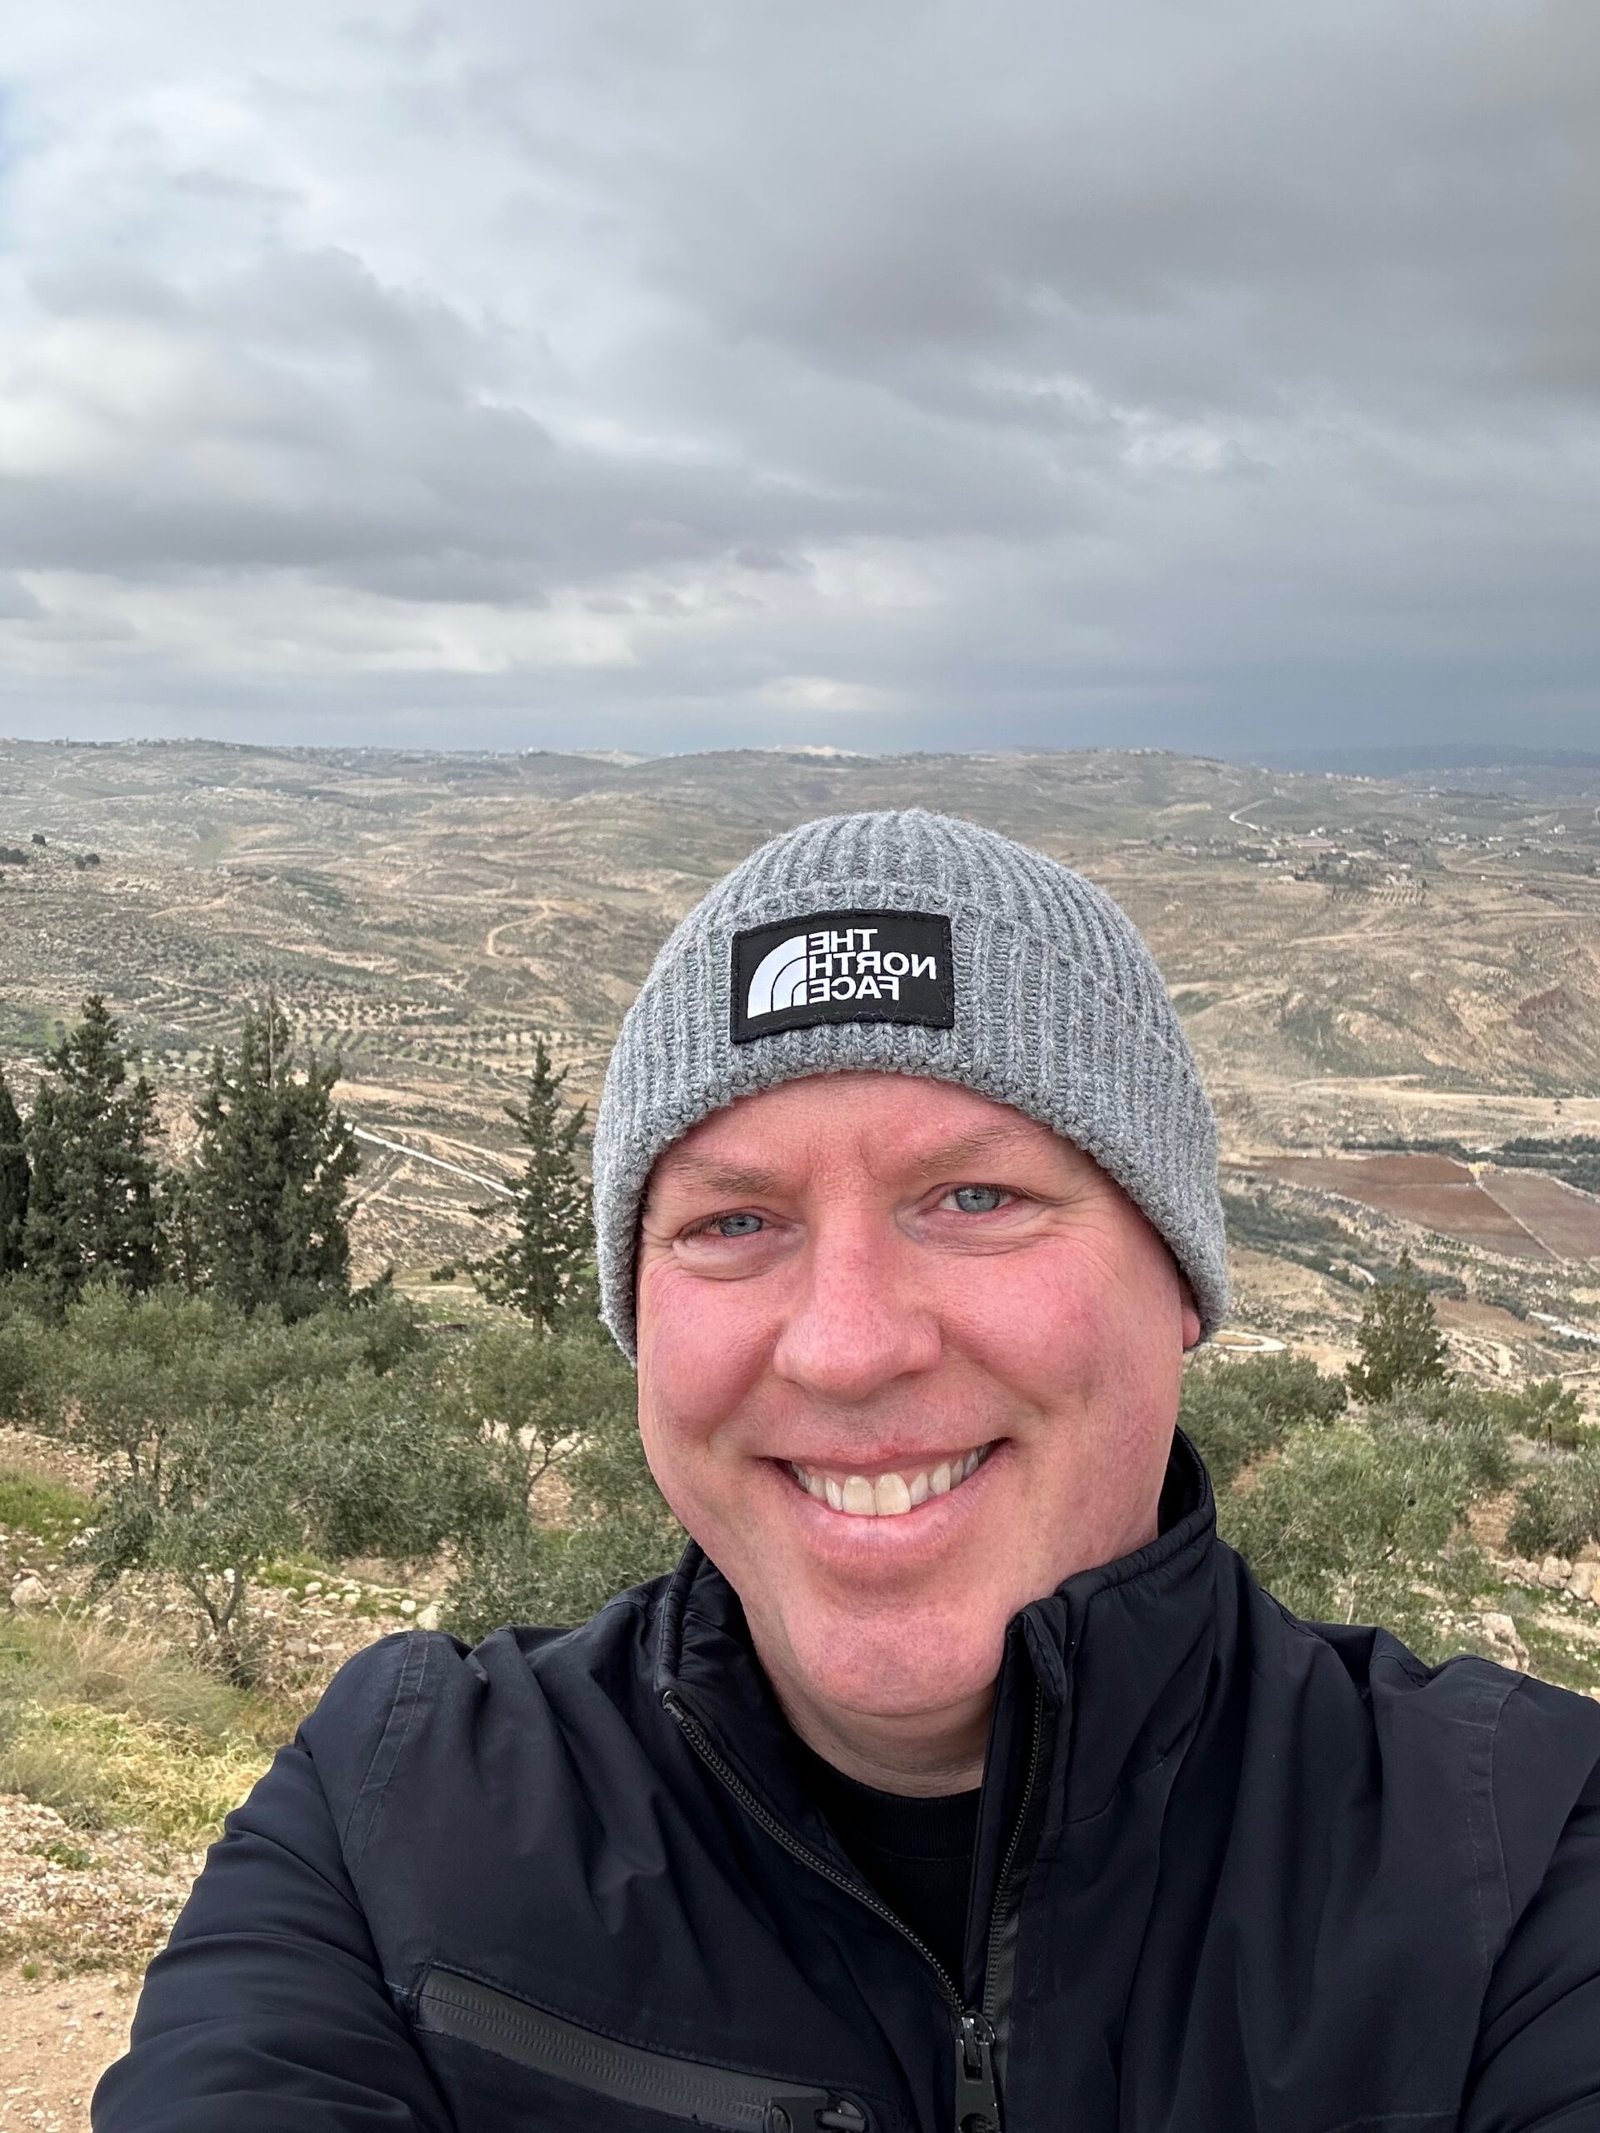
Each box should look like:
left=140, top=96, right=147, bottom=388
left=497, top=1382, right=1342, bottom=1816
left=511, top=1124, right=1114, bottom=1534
left=635, top=1074, right=1201, bottom=1743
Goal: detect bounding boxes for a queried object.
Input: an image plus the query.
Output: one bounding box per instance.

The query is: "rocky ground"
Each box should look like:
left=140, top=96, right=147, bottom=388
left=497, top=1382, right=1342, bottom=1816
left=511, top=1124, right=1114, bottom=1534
left=0, top=1797, right=192, bottom=2129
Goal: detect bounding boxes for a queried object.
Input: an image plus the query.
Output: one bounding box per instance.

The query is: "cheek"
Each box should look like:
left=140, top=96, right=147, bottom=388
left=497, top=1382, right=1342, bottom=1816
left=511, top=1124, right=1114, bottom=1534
left=635, top=1265, right=773, bottom=1472
left=940, top=1247, right=1126, bottom=1394
left=949, top=1240, right=1184, bottom=1452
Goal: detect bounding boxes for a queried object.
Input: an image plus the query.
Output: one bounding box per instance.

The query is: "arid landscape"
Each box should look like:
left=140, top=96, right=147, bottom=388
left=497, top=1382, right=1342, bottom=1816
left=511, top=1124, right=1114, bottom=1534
left=3, top=737, right=1598, bottom=1370
left=3, top=738, right=1600, bottom=2120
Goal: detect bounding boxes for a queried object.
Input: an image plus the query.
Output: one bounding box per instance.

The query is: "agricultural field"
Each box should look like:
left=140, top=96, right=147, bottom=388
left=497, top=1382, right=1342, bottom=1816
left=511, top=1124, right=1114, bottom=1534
left=1248, top=1153, right=1600, bottom=1265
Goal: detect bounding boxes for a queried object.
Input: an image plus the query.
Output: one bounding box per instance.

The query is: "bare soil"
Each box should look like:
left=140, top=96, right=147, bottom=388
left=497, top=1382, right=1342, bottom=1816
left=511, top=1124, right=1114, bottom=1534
left=1480, top=1170, right=1600, bottom=1263
left=1255, top=1156, right=1554, bottom=1259
left=0, top=1969, right=135, bottom=2132
left=0, top=1792, right=198, bottom=2132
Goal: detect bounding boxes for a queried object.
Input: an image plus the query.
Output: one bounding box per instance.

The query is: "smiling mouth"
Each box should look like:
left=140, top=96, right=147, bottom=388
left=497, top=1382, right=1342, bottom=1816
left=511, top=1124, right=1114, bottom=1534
left=786, top=1445, right=994, bottom=1518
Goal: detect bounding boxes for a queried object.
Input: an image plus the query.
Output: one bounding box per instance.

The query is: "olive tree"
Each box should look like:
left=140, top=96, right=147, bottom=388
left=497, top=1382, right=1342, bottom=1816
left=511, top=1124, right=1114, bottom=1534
left=441, top=1318, right=680, bottom=1641
left=44, top=1288, right=454, bottom=1682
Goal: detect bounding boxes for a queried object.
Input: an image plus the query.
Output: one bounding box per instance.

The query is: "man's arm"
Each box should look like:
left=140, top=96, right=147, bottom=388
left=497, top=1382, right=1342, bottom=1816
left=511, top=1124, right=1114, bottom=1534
left=1462, top=1759, right=1600, bottom=2133
left=93, top=1643, right=456, bottom=2132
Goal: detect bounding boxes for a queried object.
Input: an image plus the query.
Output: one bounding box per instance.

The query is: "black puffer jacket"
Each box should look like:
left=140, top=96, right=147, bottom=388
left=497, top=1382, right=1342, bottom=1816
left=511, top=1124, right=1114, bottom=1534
left=95, top=1437, right=1600, bottom=2133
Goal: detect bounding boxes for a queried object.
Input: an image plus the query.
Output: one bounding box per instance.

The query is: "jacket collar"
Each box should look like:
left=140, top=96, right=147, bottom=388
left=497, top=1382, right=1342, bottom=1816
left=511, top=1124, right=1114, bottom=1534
left=654, top=1430, right=1219, bottom=1832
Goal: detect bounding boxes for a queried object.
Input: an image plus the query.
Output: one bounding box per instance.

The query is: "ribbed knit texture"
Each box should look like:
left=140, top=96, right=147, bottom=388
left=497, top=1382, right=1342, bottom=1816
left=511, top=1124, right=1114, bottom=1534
left=593, top=809, right=1228, bottom=1356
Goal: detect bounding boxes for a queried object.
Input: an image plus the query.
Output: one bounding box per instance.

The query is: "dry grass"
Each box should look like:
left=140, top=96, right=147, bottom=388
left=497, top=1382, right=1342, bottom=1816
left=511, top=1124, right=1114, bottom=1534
left=0, top=1613, right=292, bottom=1855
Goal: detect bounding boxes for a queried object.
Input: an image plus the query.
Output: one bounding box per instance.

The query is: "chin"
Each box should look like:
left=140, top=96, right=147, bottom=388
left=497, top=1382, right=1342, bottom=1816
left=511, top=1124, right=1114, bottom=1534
left=783, top=1604, right=1008, bottom=1725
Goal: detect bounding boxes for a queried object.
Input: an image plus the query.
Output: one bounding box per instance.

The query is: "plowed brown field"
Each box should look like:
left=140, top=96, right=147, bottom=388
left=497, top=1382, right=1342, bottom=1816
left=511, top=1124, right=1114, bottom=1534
left=1254, top=1156, right=1553, bottom=1259
left=1479, top=1170, right=1600, bottom=1263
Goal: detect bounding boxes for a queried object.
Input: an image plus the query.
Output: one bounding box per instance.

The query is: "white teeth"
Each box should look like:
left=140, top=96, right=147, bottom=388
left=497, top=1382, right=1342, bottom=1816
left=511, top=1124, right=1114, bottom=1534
left=791, top=1447, right=990, bottom=1517
left=875, top=1472, right=912, bottom=1516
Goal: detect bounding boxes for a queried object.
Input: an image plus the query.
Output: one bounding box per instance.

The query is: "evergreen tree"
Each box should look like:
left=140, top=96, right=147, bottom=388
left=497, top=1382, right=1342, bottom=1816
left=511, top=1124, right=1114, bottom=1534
left=0, top=1066, right=29, bottom=1277
left=441, top=1036, right=594, bottom=1329
left=22, top=996, right=161, bottom=1307
left=1346, top=1250, right=1452, bottom=1404
left=189, top=997, right=360, bottom=1319
left=159, top=1165, right=203, bottom=1297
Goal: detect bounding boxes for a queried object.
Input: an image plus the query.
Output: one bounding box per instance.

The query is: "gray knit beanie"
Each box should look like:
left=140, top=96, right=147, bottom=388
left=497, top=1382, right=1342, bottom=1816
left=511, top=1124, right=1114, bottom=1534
left=593, top=809, right=1228, bottom=1357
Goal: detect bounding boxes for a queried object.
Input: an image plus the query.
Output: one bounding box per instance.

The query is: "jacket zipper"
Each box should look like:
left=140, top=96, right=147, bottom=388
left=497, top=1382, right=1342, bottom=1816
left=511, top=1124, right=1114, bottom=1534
left=982, top=1683, right=1046, bottom=2037
left=665, top=1686, right=1045, bottom=2133
left=416, top=1964, right=869, bottom=2133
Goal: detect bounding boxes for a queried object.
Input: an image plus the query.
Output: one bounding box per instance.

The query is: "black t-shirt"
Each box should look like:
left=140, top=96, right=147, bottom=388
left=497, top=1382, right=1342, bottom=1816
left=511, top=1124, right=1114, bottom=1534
left=798, top=1479, right=1192, bottom=1981
left=798, top=1746, right=980, bottom=1986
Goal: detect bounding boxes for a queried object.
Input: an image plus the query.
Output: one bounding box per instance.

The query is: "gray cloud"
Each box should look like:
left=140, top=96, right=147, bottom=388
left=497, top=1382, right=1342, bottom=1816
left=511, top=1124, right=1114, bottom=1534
left=0, top=0, right=1596, bottom=754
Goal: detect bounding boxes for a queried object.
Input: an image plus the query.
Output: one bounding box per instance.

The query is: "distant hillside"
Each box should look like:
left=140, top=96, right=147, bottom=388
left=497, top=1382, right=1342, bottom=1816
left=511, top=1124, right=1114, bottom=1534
left=1, top=741, right=1598, bottom=1335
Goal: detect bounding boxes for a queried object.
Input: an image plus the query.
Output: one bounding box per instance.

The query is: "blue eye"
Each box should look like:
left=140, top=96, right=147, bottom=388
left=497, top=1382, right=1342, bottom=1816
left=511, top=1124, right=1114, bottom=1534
left=949, top=1185, right=1006, bottom=1214
left=712, top=1212, right=764, bottom=1238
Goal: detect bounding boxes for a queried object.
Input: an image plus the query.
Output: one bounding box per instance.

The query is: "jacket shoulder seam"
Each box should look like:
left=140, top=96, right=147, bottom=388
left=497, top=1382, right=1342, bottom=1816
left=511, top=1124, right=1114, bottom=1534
left=1434, top=1661, right=1520, bottom=1974
left=341, top=1631, right=435, bottom=1870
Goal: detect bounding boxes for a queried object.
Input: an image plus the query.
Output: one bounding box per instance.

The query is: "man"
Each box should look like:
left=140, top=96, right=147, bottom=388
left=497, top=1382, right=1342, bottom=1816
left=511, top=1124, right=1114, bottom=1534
left=97, top=809, right=1600, bottom=2133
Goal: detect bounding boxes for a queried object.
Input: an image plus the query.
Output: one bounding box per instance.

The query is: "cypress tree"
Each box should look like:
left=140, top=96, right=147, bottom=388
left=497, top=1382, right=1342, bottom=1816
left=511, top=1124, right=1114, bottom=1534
left=22, top=995, right=162, bottom=1307
left=1345, top=1250, right=1452, bottom=1404
left=443, top=1036, right=593, bottom=1329
left=0, top=1066, right=29, bottom=1276
left=189, top=996, right=360, bottom=1319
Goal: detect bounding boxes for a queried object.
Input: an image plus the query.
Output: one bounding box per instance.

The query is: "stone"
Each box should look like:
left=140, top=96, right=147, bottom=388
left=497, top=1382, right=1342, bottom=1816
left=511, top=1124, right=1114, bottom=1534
left=1539, top=1556, right=1572, bottom=1589
left=1477, top=1613, right=1529, bottom=1672
left=1566, top=1562, right=1598, bottom=1604
left=8, top=1574, right=48, bottom=1609
left=398, top=1598, right=417, bottom=1618
left=416, top=1602, right=442, bottom=1632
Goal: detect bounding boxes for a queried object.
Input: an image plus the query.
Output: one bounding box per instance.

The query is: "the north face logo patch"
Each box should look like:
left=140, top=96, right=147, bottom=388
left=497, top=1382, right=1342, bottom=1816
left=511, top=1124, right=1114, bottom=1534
left=731, top=909, right=955, bottom=1044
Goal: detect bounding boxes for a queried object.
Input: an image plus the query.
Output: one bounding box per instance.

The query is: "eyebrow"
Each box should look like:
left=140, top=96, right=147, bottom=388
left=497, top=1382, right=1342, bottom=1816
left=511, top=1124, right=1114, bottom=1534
left=644, top=1157, right=788, bottom=1207
left=904, top=1123, right=1045, bottom=1173
left=645, top=1121, right=1052, bottom=1209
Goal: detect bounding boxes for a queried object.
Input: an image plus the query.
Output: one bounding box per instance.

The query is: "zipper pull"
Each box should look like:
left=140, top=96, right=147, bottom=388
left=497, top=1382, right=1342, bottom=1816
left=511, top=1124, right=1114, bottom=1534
left=953, top=2010, right=1001, bottom=2133
left=763, top=2092, right=868, bottom=2133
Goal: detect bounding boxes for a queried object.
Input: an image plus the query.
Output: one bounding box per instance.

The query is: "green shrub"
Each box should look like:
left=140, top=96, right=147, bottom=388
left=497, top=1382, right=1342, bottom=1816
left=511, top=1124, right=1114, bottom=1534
left=0, top=1289, right=53, bottom=1424
left=1180, top=1350, right=1346, bottom=1489
left=1221, top=1414, right=1496, bottom=1648
left=443, top=1506, right=682, bottom=1642
left=1488, top=1378, right=1587, bottom=1449
left=39, top=1287, right=443, bottom=1680
left=287, top=1356, right=487, bottom=1563
left=1506, top=1447, right=1600, bottom=1559
left=442, top=1325, right=681, bottom=1643
left=1361, top=1380, right=1514, bottom=1493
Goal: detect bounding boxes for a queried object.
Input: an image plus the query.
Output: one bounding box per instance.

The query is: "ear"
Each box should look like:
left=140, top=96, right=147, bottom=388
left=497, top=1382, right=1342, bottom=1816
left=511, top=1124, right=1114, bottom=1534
left=1179, top=1277, right=1203, bottom=1353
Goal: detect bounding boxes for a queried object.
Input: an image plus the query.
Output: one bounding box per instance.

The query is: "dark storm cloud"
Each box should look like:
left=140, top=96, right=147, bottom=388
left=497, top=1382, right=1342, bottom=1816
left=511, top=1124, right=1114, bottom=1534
left=0, top=0, right=1596, bottom=752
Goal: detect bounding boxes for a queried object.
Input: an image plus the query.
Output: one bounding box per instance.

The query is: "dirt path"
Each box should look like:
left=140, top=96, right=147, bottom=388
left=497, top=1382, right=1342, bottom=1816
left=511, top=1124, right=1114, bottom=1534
left=0, top=1795, right=200, bottom=2130
left=0, top=1973, right=136, bottom=2131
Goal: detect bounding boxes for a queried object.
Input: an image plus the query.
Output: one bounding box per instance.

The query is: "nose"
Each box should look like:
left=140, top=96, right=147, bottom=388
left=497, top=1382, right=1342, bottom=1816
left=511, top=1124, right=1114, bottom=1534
left=770, top=1214, right=941, bottom=1403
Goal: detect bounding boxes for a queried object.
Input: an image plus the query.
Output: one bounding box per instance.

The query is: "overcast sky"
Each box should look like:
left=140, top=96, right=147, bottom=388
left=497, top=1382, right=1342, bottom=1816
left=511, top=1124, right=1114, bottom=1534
left=1, top=1, right=1595, bottom=758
